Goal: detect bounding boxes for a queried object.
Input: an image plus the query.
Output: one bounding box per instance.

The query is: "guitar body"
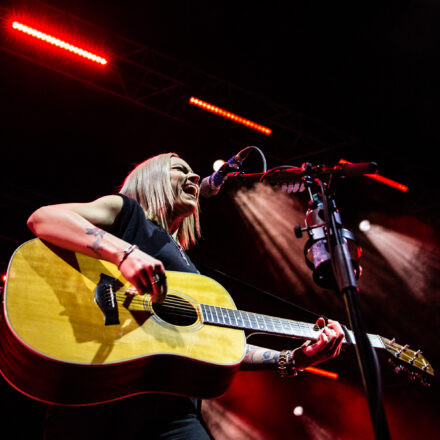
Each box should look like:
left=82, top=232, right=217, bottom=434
left=0, top=239, right=245, bottom=406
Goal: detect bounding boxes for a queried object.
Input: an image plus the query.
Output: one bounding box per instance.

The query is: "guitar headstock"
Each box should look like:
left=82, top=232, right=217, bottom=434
left=380, top=336, right=434, bottom=385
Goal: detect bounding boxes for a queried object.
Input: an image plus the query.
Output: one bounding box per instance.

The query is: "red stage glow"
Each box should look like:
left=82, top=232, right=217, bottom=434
left=11, top=21, right=108, bottom=65
left=304, top=366, right=338, bottom=380
left=339, top=159, right=408, bottom=192
left=189, top=97, right=272, bottom=135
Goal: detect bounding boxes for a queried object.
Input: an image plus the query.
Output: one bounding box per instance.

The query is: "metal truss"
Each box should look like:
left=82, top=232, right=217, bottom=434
left=0, top=1, right=363, bottom=163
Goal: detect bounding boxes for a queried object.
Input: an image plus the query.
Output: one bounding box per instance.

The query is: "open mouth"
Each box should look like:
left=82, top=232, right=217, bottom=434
left=181, top=184, right=198, bottom=199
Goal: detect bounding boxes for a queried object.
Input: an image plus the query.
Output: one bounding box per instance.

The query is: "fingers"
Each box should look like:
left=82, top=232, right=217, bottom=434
left=118, top=249, right=167, bottom=302
left=146, top=266, right=167, bottom=303
left=315, top=317, right=327, bottom=328
left=302, top=318, right=344, bottom=361
left=316, top=320, right=344, bottom=357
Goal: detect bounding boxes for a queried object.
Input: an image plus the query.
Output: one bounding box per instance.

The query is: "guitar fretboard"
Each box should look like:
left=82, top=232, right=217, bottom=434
left=200, top=304, right=384, bottom=349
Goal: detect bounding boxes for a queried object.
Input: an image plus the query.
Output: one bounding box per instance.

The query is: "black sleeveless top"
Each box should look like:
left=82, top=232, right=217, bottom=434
left=111, top=193, right=200, bottom=411
left=112, top=194, right=199, bottom=274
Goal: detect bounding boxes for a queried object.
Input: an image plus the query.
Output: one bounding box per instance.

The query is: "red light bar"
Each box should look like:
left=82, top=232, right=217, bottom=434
left=189, top=97, right=272, bottom=135
left=11, top=21, right=108, bottom=65
left=339, top=159, right=408, bottom=192
left=305, top=366, right=339, bottom=379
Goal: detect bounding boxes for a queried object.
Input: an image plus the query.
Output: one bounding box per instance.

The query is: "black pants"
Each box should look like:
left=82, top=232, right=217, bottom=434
left=43, top=395, right=212, bottom=440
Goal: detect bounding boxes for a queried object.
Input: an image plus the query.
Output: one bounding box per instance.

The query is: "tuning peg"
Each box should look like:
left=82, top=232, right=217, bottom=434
left=396, top=344, right=409, bottom=358
left=409, top=350, right=422, bottom=365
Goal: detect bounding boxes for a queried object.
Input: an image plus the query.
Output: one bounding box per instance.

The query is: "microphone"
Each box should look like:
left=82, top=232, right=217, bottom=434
left=300, top=161, right=378, bottom=178
left=199, top=148, right=251, bottom=198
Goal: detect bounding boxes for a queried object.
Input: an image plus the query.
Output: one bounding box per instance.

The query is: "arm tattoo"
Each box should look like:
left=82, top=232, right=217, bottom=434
left=85, top=227, right=106, bottom=257
left=242, top=344, right=280, bottom=370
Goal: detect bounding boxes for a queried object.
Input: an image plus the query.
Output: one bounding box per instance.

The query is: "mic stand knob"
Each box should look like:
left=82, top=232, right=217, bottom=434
left=293, top=225, right=304, bottom=238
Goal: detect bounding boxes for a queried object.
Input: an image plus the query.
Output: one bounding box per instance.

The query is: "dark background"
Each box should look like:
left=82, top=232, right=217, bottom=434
left=1, top=1, right=439, bottom=438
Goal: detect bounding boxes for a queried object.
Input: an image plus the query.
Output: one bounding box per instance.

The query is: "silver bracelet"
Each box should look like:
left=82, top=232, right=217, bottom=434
left=117, top=244, right=138, bottom=269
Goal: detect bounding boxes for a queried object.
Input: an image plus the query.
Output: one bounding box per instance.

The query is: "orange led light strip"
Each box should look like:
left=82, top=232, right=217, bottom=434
left=11, top=21, right=108, bottom=65
left=339, top=159, right=408, bottom=192
left=305, top=366, right=339, bottom=379
left=189, top=97, right=272, bottom=135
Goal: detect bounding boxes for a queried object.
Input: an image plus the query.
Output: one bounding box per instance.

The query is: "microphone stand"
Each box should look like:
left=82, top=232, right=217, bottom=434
left=300, top=165, right=391, bottom=440
left=225, top=160, right=391, bottom=437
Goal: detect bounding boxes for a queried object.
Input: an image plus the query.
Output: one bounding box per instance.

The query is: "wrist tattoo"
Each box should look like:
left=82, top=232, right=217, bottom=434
left=262, top=350, right=277, bottom=364
left=86, top=227, right=106, bottom=257
left=244, top=345, right=280, bottom=367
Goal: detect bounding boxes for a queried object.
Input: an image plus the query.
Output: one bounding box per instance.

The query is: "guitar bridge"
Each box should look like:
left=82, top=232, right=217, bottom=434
left=94, top=274, right=120, bottom=325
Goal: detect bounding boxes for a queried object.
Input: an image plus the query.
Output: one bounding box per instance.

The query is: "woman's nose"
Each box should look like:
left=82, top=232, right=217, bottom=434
left=188, top=172, right=200, bottom=185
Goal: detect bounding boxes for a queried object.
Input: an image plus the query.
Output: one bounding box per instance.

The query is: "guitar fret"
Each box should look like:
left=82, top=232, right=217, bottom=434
left=191, top=305, right=394, bottom=362
left=227, top=308, right=235, bottom=326
left=242, top=311, right=251, bottom=329
left=264, top=315, right=277, bottom=332
left=222, top=308, right=231, bottom=325
left=256, top=313, right=267, bottom=330
left=201, top=305, right=318, bottom=340
left=213, top=306, right=220, bottom=324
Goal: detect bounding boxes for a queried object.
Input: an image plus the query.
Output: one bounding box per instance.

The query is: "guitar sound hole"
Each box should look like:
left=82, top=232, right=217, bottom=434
left=152, top=294, right=198, bottom=326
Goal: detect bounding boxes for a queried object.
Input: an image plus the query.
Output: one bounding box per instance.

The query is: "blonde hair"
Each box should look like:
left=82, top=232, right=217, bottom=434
left=119, top=153, right=200, bottom=249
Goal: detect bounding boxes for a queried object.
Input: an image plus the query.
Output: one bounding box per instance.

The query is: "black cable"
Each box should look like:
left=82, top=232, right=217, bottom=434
left=195, top=262, right=323, bottom=321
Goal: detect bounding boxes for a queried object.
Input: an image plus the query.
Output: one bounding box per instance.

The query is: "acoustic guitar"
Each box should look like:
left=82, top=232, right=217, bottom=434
left=0, top=239, right=434, bottom=406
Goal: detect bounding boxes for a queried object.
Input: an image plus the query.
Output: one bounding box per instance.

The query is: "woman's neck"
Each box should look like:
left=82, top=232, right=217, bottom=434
left=168, top=216, right=183, bottom=241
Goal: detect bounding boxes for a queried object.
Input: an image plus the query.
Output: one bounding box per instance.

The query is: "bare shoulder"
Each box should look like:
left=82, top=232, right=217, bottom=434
left=54, top=195, right=124, bottom=229
left=91, top=194, right=124, bottom=213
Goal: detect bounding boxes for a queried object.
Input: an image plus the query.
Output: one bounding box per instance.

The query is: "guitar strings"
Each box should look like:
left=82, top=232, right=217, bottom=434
left=113, top=292, right=317, bottom=334
left=115, top=292, right=317, bottom=327
left=114, top=293, right=199, bottom=317
left=116, top=297, right=197, bottom=314
left=114, top=292, right=195, bottom=309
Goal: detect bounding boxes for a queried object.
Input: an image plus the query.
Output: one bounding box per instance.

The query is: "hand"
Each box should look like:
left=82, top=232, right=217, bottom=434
left=119, top=248, right=167, bottom=303
left=293, top=317, right=344, bottom=370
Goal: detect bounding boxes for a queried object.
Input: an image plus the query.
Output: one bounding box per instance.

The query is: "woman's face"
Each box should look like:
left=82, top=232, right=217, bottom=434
left=169, top=156, right=200, bottom=219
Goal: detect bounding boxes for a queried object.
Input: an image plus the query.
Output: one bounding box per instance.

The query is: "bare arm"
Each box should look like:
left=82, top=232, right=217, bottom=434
left=28, top=195, right=127, bottom=263
left=241, top=344, right=281, bottom=370
left=27, top=195, right=167, bottom=302
left=241, top=318, right=344, bottom=374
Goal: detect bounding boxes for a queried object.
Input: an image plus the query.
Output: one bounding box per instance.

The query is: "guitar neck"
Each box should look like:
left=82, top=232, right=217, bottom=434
left=200, top=304, right=385, bottom=350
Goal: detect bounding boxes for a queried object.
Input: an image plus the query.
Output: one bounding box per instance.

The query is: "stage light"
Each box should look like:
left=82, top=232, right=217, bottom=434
left=339, top=159, right=408, bottom=192
left=359, top=220, right=371, bottom=232
left=189, top=97, right=272, bottom=135
left=2, top=274, right=6, bottom=283
left=362, top=223, right=439, bottom=302
left=304, top=366, right=339, bottom=380
left=11, top=21, right=108, bottom=65
left=213, top=159, right=225, bottom=172
left=232, top=184, right=312, bottom=292
left=293, top=406, right=304, bottom=416
left=202, top=400, right=265, bottom=439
